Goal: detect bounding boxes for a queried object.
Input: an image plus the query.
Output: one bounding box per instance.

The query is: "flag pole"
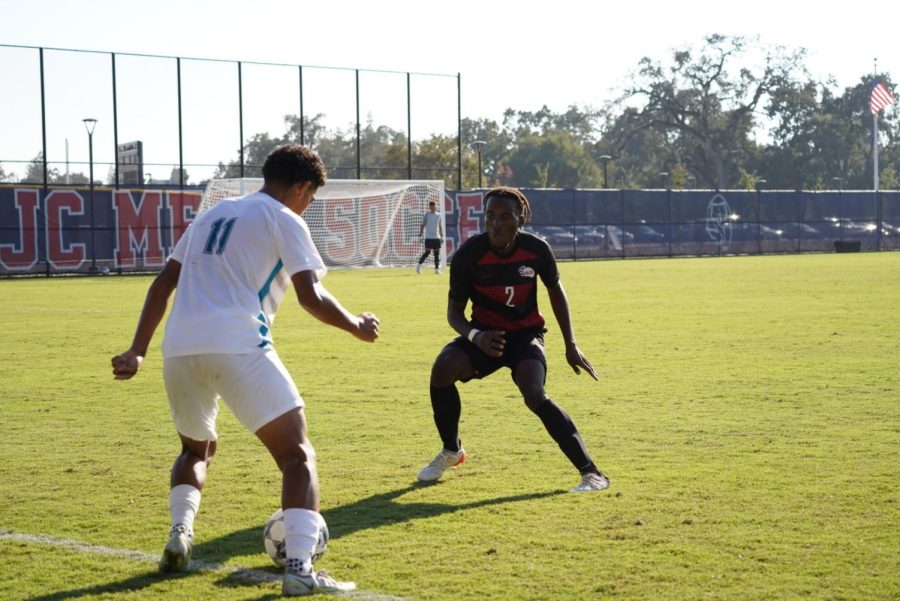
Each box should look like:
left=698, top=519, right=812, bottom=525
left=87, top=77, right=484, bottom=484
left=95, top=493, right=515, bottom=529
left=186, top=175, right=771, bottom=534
left=873, top=58, right=879, bottom=191
left=874, top=111, right=879, bottom=191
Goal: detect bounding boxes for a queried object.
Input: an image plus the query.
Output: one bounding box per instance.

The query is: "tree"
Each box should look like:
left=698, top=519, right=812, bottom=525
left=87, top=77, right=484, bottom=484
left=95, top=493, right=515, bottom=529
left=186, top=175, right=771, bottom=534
left=763, top=76, right=899, bottom=189
left=411, top=133, right=460, bottom=187
left=502, top=104, right=602, bottom=146
left=23, top=152, right=58, bottom=184
left=611, top=34, right=810, bottom=189
left=201, top=37, right=899, bottom=193
left=461, top=116, right=515, bottom=188
left=212, top=113, right=331, bottom=179
left=22, top=152, right=88, bottom=184
left=596, top=108, right=673, bottom=188
left=505, top=131, right=603, bottom=188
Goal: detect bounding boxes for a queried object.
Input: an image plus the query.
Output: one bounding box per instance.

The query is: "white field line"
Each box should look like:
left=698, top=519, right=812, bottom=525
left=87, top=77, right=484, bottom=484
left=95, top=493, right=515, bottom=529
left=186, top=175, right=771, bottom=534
left=1, top=529, right=408, bottom=600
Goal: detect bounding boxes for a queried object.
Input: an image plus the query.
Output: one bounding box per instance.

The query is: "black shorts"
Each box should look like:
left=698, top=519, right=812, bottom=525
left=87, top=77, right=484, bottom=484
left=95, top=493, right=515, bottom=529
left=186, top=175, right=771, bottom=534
left=448, top=327, right=547, bottom=383
left=424, top=238, right=442, bottom=250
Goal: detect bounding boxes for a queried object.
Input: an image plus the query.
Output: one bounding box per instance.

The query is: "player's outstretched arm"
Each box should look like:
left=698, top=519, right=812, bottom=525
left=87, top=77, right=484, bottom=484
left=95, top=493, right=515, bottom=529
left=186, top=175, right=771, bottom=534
left=547, top=282, right=598, bottom=380
left=111, top=259, right=181, bottom=380
left=291, top=270, right=380, bottom=342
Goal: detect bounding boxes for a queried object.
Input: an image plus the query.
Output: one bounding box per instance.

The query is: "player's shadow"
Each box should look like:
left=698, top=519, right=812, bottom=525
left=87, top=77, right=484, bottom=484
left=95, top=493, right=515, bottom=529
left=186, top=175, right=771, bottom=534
left=324, top=484, right=566, bottom=540
left=24, top=570, right=285, bottom=601
left=192, top=483, right=566, bottom=563
left=25, top=485, right=564, bottom=599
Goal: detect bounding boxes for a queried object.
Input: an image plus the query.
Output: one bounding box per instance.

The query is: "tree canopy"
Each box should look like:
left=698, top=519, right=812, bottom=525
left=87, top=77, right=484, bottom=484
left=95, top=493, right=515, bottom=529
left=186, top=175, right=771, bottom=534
left=210, top=35, right=897, bottom=191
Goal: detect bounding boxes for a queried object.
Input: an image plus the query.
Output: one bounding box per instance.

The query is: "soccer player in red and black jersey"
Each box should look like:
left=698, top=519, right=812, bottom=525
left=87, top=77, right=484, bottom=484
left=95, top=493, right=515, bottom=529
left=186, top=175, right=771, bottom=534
left=417, top=186, right=610, bottom=492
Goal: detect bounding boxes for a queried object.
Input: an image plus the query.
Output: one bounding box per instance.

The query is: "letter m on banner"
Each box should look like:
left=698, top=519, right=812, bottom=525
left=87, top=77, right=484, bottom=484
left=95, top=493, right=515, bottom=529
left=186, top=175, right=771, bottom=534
left=113, top=190, right=165, bottom=268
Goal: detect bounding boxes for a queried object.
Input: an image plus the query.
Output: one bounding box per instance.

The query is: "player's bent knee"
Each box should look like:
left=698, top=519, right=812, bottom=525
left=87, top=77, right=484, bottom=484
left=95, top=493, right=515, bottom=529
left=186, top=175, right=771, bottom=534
left=181, top=438, right=216, bottom=462
left=430, top=365, right=454, bottom=388
left=521, top=388, right=548, bottom=412
left=430, top=347, right=471, bottom=387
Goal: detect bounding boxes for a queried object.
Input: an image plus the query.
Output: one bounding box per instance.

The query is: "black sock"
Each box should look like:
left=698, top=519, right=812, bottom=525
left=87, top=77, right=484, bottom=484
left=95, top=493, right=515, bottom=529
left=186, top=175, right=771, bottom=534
left=430, top=385, right=461, bottom=452
left=434, top=252, right=441, bottom=269
left=534, top=399, right=596, bottom=474
left=419, top=250, right=430, bottom=264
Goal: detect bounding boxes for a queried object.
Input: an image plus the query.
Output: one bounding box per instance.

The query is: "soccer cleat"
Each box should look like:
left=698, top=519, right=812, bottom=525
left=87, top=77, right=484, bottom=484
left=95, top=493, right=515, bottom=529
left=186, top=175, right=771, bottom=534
left=434, top=268, right=441, bottom=274
left=415, top=263, right=422, bottom=274
left=159, top=524, right=193, bottom=573
left=569, top=471, right=611, bottom=493
left=417, top=447, right=466, bottom=482
left=283, top=570, right=357, bottom=596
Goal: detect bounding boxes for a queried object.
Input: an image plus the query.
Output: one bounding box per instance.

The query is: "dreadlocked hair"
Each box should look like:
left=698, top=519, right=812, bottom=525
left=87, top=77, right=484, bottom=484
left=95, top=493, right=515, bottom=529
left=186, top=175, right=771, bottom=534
left=483, top=186, right=532, bottom=224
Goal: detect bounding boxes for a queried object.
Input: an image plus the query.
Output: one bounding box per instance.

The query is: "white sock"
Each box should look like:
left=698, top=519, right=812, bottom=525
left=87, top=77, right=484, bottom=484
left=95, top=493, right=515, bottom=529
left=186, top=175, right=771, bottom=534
left=284, top=508, right=323, bottom=574
left=169, top=484, right=201, bottom=534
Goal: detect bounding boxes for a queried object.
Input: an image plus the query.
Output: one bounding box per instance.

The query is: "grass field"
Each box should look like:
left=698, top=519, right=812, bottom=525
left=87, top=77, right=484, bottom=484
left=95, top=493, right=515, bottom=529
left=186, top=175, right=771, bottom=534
left=1, top=252, right=898, bottom=600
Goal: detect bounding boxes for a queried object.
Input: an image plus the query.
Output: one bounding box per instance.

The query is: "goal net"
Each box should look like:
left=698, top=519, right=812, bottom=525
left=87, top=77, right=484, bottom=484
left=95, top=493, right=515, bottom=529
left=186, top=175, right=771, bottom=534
left=201, top=178, right=446, bottom=269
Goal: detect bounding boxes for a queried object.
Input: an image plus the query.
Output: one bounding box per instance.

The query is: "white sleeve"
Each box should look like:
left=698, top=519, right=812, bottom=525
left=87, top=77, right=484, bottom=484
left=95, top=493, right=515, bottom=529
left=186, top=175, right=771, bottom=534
left=169, top=224, right=192, bottom=262
left=276, top=212, right=327, bottom=280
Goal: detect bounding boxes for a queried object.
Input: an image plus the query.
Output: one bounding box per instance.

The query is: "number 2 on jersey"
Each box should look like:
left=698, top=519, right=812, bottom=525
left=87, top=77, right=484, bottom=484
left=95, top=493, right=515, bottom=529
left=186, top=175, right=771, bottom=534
left=505, top=286, right=515, bottom=307
left=204, top=218, right=237, bottom=254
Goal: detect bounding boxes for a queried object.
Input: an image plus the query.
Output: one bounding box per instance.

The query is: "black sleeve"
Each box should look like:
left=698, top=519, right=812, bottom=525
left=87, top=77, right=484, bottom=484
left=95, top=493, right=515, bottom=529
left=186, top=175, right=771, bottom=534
left=448, top=243, right=472, bottom=303
left=538, top=239, right=561, bottom=290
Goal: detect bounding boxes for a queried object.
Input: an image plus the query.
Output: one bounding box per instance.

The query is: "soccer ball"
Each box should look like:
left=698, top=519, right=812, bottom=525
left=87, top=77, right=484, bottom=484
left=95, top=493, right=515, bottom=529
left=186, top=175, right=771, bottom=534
left=263, top=508, right=329, bottom=568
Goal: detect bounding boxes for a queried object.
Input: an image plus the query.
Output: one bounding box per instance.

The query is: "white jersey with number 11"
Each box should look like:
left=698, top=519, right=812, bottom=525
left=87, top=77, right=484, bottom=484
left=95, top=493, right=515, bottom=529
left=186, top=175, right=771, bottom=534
left=162, top=191, right=326, bottom=358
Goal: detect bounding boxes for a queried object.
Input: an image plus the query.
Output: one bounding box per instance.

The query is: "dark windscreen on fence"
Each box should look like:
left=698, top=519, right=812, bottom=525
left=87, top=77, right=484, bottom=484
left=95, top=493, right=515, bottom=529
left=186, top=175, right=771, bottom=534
left=1, top=186, right=898, bottom=275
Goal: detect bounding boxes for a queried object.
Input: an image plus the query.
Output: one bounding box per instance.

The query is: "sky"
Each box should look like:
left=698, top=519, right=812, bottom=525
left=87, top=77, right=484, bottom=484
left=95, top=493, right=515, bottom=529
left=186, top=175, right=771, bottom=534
left=2, top=0, right=899, bottom=182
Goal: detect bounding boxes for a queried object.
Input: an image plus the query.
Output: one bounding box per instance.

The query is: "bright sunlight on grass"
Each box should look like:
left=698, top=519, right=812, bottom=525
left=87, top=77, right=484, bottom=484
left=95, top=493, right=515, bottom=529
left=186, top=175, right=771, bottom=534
left=1, top=252, right=898, bottom=600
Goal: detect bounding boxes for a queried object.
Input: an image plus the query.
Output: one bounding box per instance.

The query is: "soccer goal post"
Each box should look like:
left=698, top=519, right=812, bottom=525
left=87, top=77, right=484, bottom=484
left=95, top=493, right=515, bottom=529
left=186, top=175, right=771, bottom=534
left=202, top=178, right=446, bottom=269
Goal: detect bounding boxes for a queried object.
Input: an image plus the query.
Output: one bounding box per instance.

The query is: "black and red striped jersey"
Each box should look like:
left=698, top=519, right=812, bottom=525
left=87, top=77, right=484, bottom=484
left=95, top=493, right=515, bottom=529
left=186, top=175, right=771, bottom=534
left=449, top=231, right=560, bottom=332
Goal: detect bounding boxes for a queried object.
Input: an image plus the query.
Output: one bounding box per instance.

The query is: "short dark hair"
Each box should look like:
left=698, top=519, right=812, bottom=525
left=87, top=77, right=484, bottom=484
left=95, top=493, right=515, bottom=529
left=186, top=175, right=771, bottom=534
left=484, top=186, right=532, bottom=224
left=262, top=144, right=327, bottom=188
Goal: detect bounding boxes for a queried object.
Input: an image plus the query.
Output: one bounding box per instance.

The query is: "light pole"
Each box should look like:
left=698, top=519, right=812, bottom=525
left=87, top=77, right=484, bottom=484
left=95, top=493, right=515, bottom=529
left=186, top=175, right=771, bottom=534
left=658, top=171, right=670, bottom=189
left=599, top=155, right=611, bottom=188
left=83, top=118, right=98, bottom=273
left=469, top=140, right=486, bottom=188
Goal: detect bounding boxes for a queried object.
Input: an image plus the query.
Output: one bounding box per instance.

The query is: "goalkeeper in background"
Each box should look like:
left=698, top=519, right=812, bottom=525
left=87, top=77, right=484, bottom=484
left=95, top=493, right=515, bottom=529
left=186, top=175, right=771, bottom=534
left=417, top=186, right=610, bottom=493
left=416, top=200, right=444, bottom=274
left=111, top=144, right=378, bottom=596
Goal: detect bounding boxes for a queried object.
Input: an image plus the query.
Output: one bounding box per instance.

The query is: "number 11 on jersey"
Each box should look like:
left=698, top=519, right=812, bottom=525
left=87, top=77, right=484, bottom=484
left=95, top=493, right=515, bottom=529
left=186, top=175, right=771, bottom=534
left=204, top=218, right=237, bottom=255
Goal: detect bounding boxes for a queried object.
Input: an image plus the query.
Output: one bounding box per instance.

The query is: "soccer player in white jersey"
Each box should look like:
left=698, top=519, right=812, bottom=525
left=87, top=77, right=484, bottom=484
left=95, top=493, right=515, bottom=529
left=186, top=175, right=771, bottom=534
left=111, top=144, right=379, bottom=596
left=416, top=200, right=444, bottom=274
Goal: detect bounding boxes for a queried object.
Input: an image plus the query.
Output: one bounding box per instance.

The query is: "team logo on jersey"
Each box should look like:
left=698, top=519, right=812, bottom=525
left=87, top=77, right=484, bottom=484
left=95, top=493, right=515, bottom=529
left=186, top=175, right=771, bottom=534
left=518, top=265, right=535, bottom=278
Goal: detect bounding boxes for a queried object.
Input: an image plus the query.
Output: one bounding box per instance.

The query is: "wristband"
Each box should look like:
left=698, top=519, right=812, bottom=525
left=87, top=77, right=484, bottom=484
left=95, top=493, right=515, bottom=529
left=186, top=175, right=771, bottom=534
left=467, top=328, right=480, bottom=343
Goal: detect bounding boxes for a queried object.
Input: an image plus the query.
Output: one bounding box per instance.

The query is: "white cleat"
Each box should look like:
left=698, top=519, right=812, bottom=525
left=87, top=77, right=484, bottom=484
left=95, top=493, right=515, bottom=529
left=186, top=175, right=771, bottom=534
left=415, top=263, right=422, bottom=274
left=283, top=570, right=357, bottom=596
left=434, top=269, right=441, bottom=274
left=569, top=471, right=610, bottom=493
left=417, top=448, right=466, bottom=482
left=159, top=524, right=193, bottom=573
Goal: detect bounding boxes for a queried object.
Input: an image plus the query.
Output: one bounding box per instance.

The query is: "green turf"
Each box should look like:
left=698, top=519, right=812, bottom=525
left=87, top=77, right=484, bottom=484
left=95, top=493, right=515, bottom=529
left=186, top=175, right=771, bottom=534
left=1, top=252, right=898, bottom=600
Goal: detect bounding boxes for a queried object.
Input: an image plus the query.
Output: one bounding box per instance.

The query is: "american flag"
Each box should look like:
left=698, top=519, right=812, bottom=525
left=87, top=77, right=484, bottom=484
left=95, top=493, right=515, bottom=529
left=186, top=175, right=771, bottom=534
left=870, top=80, right=895, bottom=114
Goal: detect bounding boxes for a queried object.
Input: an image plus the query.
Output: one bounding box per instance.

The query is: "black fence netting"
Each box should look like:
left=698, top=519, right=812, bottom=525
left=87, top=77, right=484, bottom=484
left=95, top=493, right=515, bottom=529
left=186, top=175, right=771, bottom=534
left=1, top=186, right=898, bottom=275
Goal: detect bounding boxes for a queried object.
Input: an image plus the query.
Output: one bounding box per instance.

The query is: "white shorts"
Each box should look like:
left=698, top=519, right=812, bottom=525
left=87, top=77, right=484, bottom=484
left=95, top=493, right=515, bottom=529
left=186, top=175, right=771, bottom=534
left=163, top=349, right=304, bottom=441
